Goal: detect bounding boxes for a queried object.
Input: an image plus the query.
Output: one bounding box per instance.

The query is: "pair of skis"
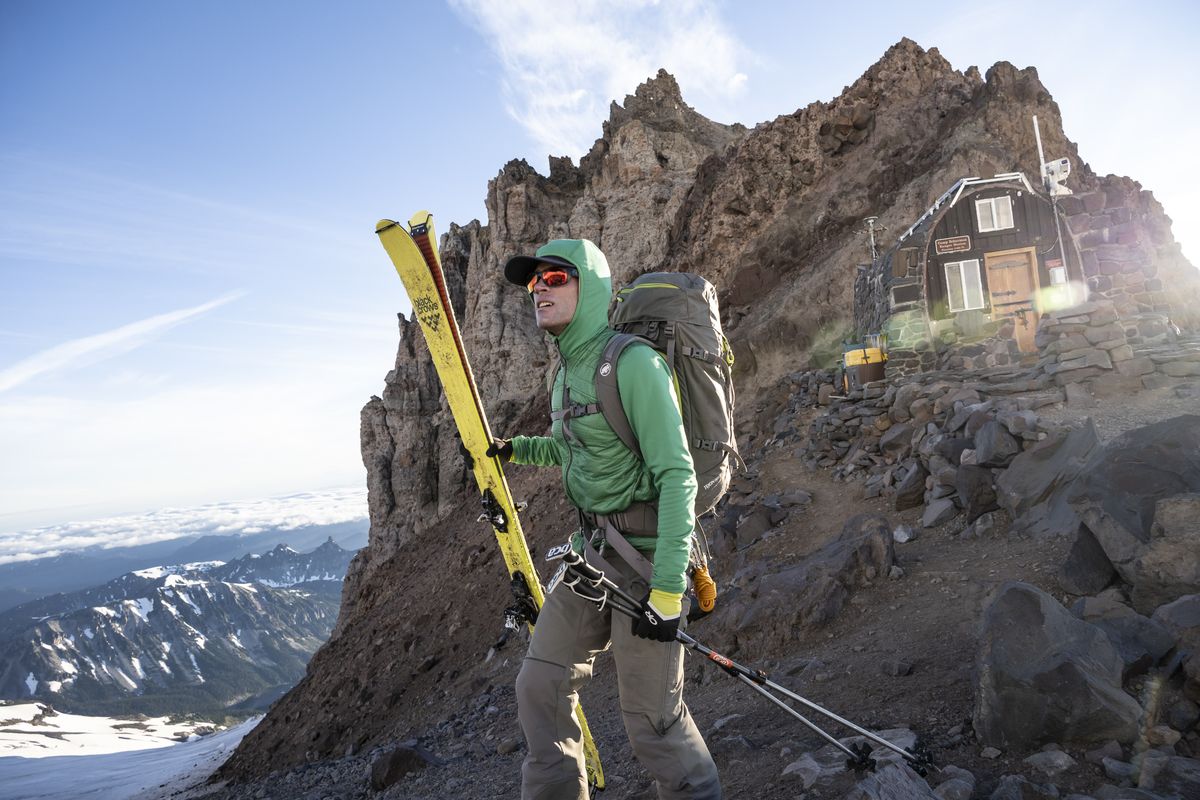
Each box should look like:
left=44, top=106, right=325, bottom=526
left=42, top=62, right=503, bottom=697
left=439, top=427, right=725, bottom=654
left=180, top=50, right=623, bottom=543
left=376, top=213, right=606, bottom=792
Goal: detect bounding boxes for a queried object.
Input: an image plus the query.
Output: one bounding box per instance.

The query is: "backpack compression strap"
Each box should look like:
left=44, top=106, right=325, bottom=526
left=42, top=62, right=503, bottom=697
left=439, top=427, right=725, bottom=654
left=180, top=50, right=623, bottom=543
left=551, top=384, right=599, bottom=446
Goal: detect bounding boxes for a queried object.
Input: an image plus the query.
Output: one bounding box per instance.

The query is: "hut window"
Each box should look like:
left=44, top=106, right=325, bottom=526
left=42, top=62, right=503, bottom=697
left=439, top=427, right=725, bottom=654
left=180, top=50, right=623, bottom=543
left=975, top=195, right=1014, bottom=233
left=944, top=259, right=985, bottom=312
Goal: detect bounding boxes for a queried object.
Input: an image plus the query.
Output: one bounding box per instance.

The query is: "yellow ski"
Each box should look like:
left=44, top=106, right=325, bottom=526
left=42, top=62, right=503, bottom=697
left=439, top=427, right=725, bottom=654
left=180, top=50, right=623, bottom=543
left=376, top=212, right=605, bottom=793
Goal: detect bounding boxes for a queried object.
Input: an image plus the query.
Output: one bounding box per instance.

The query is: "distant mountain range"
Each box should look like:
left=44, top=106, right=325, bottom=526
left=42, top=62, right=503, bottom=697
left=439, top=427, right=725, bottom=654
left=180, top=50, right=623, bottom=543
left=0, top=539, right=357, bottom=716
left=0, top=520, right=368, bottom=613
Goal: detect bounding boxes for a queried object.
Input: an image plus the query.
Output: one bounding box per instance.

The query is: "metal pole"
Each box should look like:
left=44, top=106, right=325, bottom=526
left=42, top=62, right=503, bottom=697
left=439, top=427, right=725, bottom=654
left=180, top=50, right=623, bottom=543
left=1033, top=115, right=1047, bottom=187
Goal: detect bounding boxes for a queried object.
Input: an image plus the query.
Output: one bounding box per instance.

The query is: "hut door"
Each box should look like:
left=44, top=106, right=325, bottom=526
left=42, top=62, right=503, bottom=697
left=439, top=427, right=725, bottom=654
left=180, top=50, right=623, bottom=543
left=985, top=247, right=1041, bottom=353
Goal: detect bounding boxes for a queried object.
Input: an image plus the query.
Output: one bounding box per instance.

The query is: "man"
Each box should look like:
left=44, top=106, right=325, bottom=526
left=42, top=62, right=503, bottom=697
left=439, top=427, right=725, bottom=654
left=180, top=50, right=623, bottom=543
left=492, top=238, right=721, bottom=800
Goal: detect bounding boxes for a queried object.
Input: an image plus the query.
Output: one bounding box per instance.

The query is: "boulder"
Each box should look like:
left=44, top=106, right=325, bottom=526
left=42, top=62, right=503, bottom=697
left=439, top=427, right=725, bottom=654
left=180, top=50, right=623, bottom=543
left=957, top=465, right=1000, bottom=523
left=934, top=766, right=976, bottom=800
left=1151, top=594, right=1200, bottom=701
left=895, top=462, right=929, bottom=512
left=922, top=498, right=958, bottom=528
left=1024, top=750, right=1077, bottom=777
left=973, top=582, right=1142, bottom=748
left=1067, top=416, right=1200, bottom=612
left=997, top=410, right=1039, bottom=437
left=1130, top=494, right=1200, bottom=613
left=370, top=743, right=440, bottom=791
left=988, top=774, right=1060, bottom=800
left=735, top=507, right=775, bottom=549
left=935, top=436, right=974, bottom=465
left=846, top=763, right=940, bottom=800
left=1057, top=525, right=1117, bottom=596
left=1071, top=594, right=1175, bottom=678
left=999, top=421, right=1101, bottom=538
left=735, top=515, right=895, bottom=641
left=975, top=421, right=1021, bottom=467
left=962, top=511, right=999, bottom=539
left=881, top=423, right=915, bottom=460
left=1149, top=757, right=1200, bottom=799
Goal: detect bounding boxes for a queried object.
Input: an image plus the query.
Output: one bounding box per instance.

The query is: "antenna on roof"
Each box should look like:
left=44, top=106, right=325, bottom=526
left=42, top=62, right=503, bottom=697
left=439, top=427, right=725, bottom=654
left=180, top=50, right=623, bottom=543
left=862, top=216, right=885, bottom=263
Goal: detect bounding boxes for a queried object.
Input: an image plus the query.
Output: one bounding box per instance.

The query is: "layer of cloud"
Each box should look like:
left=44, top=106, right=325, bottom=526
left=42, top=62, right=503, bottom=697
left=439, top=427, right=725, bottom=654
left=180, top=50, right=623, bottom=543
left=0, top=487, right=367, bottom=564
left=450, top=0, right=749, bottom=158
left=0, top=292, right=245, bottom=394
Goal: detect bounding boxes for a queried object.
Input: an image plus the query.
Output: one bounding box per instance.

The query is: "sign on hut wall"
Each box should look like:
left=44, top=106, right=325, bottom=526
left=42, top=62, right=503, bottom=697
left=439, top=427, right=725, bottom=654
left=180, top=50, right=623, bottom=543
left=934, top=235, right=972, bottom=255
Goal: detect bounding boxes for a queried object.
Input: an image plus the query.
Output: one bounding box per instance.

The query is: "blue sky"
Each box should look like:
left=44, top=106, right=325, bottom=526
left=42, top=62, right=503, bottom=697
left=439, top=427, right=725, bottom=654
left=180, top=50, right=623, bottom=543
left=1, top=0, right=1197, bottom=540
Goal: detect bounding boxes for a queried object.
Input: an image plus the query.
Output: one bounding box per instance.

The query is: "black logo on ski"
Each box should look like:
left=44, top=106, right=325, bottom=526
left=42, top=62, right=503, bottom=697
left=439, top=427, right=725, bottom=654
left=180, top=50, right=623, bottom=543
left=413, top=296, right=441, bottom=332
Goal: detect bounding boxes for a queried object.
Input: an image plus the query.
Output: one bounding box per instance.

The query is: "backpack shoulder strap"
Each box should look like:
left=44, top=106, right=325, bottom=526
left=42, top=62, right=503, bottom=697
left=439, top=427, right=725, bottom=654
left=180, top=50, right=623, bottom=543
left=594, top=333, right=647, bottom=458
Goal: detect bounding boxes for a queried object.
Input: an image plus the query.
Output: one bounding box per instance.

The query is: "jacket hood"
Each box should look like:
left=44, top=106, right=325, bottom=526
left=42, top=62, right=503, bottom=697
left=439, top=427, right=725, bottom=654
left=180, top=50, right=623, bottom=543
left=533, top=239, right=612, bottom=357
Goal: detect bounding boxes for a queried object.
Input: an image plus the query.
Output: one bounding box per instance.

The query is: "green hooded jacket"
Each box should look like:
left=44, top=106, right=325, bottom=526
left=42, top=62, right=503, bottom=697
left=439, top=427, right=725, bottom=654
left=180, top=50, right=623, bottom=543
left=510, top=239, right=697, bottom=594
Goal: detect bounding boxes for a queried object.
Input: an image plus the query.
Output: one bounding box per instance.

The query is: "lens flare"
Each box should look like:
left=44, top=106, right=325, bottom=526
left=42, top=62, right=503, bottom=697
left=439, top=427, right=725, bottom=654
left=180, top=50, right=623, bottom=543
left=1035, top=280, right=1090, bottom=314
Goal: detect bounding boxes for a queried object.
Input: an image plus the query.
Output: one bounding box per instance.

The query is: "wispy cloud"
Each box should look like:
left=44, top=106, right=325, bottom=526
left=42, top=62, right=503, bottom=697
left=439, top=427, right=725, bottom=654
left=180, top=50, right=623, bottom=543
left=0, top=292, right=245, bottom=394
left=450, top=0, right=749, bottom=158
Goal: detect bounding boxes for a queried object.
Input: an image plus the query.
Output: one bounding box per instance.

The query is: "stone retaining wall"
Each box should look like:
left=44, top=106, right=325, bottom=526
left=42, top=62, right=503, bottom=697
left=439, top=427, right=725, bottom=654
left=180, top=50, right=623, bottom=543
left=1033, top=299, right=1200, bottom=390
left=1058, top=177, right=1200, bottom=330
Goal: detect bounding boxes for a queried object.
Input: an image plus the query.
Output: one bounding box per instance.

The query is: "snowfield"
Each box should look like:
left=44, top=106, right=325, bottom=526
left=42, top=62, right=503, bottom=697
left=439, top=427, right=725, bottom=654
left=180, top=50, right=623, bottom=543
left=0, top=703, right=258, bottom=799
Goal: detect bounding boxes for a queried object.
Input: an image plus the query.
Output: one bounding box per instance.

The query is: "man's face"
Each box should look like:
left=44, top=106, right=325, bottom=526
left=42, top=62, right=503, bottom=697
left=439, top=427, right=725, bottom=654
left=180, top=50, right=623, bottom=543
left=531, top=264, right=579, bottom=336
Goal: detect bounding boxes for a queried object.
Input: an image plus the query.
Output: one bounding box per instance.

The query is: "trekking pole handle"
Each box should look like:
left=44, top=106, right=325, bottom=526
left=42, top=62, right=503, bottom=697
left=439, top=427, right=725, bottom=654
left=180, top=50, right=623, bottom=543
left=561, top=549, right=605, bottom=586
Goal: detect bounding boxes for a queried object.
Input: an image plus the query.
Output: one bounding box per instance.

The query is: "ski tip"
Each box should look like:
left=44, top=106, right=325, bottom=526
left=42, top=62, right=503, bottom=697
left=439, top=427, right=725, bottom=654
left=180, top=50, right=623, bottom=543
left=408, top=210, right=434, bottom=231
left=375, top=219, right=400, bottom=234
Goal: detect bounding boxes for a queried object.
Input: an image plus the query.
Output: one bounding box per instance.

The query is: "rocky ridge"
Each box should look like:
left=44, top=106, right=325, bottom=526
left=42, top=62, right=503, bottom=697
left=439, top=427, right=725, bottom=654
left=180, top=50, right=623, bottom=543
left=217, top=38, right=1200, bottom=794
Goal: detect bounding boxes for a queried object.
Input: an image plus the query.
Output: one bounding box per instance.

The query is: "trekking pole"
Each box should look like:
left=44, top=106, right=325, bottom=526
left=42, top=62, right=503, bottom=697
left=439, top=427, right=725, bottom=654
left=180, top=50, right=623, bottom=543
left=558, top=549, right=934, bottom=776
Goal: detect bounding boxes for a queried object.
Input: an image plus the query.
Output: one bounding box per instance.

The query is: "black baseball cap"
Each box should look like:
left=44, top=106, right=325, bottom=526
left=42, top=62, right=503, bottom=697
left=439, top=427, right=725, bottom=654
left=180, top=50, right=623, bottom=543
left=504, top=244, right=582, bottom=287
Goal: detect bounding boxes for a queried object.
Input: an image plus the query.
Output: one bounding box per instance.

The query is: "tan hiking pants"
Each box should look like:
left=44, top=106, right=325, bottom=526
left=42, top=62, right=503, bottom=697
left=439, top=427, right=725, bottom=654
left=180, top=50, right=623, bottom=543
left=515, top=554, right=721, bottom=800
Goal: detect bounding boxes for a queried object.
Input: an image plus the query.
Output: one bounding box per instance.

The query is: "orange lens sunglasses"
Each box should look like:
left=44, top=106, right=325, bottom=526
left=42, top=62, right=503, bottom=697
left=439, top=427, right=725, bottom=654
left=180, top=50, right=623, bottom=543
left=526, top=267, right=578, bottom=294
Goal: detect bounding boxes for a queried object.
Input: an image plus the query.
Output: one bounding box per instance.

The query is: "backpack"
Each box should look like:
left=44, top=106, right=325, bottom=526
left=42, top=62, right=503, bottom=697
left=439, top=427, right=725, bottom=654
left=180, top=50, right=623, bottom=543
left=596, top=272, right=741, bottom=516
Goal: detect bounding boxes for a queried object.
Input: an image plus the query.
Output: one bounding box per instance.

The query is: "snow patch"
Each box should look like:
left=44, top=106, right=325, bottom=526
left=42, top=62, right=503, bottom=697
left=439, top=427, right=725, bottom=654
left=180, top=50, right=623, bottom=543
left=112, top=667, right=138, bottom=691
left=159, top=659, right=172, bottom=675
left=130, top=657, right=145, bottom=679
left=83, top=627, right=94, bottom=639
left=39, top=642, right=54, bottom=652
left=133, top=565, right=169, bottom=579
left=175, top=590, right=202, bottom=614
left=127, top=597, right=154, bottom=622
left=59, top=659, right=78, bottom=675
left=93, top=606, right=117, bottom=618
left=25, top=673, right=37, bottom=695
left=162, top=641, right=172, bottom=655
left=46, top=680, right=62, bottom=693
left=228, top=632, right=244, bottom=649
left=188, top=652, right=204, bottom=683
left=182, top=560, right=224, bottom=571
